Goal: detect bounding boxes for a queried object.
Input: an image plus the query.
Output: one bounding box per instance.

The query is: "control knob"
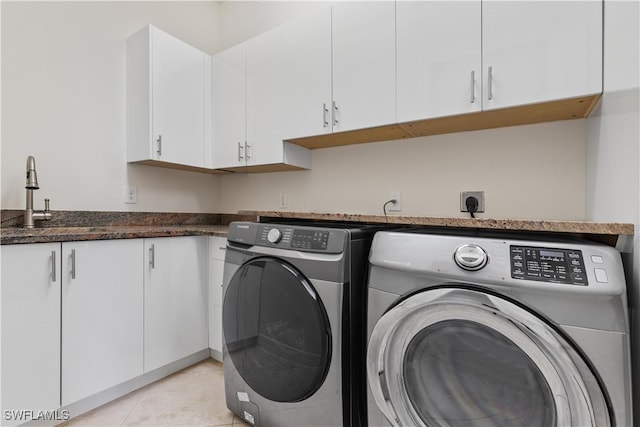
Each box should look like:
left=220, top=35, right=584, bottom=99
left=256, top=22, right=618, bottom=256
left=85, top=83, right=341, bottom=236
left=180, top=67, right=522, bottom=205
left=454, top=244, right=488, bottom=271
left=267, top=228, right=282, bottom=244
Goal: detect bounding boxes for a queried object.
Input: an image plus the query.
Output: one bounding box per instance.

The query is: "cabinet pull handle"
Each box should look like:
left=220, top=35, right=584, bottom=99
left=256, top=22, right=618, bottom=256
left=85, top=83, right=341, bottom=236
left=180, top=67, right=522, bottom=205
left=70, top=249, right=76, bottom=279
left=51, top=251, right=57, bottom=282
left=237, top=142, right=244, bottom=161
left=332, top=101, right=339, bottom=126
left=157, top=135, right=162, bottom=157
left=470, top=70, right=476, bottom=103
left=245, top=141, right=251, bottom=160
left=322, top=103, right=329, bottom=128
left=487, top=66, right=493, bottom=100
left=149, top=244, right=155, bottom=269
left=219, top=246, right=226, bottom=250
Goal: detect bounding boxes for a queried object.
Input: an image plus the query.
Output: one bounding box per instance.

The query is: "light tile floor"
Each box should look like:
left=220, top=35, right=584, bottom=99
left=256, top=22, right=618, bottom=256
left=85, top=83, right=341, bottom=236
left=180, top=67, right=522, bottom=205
left=60, top=359, right=250, bottom=427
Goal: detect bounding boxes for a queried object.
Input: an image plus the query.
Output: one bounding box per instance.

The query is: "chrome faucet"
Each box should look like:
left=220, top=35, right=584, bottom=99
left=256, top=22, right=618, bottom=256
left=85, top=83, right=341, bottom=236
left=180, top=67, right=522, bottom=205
left=24, top=156, right=52, bottom=228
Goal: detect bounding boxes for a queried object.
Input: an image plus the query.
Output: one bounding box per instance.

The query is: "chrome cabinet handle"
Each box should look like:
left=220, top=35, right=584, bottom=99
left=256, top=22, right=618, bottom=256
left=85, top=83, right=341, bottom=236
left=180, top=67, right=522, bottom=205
left=322, top=103, right=329, bottom=128
left=237, top=142, right=244, bottom=161
left=332, top=101, right=339, bottom=126
left=157, top=135, right=162, bottom=157
left=149, top=244, right=155, bottom=269
left=487, top=66, right=493, bottom=101
left=70, top=249, right=76, bottom=279
left=244, top=141, right=251, bottom=160
left=51, top=250, right=57, bottom=282
left=470, top=70, right=476, bottom=103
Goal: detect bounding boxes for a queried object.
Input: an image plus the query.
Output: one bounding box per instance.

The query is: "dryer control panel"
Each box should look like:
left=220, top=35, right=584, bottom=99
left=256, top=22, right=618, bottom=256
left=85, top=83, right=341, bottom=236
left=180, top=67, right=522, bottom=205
left=510, top=246, right=588, bottom=286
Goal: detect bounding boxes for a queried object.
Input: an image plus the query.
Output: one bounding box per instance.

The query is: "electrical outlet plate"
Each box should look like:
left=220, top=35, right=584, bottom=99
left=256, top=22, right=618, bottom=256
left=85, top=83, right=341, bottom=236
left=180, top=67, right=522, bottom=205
left=460, top=191, right=485, bottom=213
left=389, top=191, right=402, bottom=212
left=124, top=186, right=138, bottom=204
left=279, top=192, right=288, bottom=209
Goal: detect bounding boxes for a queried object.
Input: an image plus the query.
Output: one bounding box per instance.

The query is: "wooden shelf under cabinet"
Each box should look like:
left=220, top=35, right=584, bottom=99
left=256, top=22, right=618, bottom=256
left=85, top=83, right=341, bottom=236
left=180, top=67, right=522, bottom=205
left=286, top=94, right=601, bottom=149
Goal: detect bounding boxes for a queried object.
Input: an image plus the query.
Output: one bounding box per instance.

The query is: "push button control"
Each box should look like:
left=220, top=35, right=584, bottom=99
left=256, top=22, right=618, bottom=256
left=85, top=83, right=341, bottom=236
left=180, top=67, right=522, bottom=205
left=594, top=268, right=608, bottom=283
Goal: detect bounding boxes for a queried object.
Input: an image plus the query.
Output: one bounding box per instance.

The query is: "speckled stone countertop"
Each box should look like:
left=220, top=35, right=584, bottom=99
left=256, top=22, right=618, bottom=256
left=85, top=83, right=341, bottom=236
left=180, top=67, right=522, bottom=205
left=0, top=210, right=256, bottom=245
left=3, top=209, right=634, bottom=249
left=244, top=210, right=635, bottom=249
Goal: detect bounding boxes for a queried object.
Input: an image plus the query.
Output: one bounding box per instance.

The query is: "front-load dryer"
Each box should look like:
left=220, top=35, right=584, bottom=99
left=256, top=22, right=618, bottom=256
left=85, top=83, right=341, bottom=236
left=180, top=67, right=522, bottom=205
left=222, top=221, right=387, bottom=427
left=366, top=229, right=632, bottom=427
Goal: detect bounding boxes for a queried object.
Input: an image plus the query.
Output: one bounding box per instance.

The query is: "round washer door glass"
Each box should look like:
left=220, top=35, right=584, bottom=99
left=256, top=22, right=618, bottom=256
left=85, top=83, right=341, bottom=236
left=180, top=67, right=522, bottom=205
left=367, top=288, right=610, bottom=427
left=223, top=256, right=331, bottom=403
left=404, top=319, right=554, bottom=426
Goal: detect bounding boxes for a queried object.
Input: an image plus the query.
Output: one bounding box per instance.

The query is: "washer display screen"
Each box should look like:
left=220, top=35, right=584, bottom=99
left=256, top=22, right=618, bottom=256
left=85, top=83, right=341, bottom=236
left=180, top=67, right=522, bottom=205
left=510, top=246, right=587, bottom=286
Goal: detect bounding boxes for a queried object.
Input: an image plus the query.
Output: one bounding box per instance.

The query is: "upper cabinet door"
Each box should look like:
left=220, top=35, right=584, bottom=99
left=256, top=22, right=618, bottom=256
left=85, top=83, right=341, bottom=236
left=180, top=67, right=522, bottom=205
left=213, top=44, right=246, bottom=169
left=152, top=28, right=208, bottom=167
left=281, top=7, right=332, bottom=140
left=126, top=25, right=210, bottom=169
left=396, top=1, right=482, bottom=123
left=482, top=0, right=603, bottom=110
left=332, top=2, right=396, bottom=132
left=245, top=28, right=284, bottom=166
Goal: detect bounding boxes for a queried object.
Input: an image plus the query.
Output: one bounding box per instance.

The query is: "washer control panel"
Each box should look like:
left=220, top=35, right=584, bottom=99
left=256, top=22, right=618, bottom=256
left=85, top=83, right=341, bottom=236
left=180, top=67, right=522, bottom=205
left=255, top=224, right=344, bottom=253
left=510, top=246, right=588, bottom=286
left=290, top=229, right=330, bottom=250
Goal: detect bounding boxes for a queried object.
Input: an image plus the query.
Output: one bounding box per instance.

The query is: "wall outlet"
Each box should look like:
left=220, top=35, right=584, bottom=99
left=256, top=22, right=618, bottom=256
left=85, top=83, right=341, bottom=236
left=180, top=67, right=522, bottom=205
left=124, top=186, right=138, bottom=204
left=279, top=192, right=288, bottom=209
left=388, top=191, right=402, bottom=212
left=460, top=191, right=485, bottom=213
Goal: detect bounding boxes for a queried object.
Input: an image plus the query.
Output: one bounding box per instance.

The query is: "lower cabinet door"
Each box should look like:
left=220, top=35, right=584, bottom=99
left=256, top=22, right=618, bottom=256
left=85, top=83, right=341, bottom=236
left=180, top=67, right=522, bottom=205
left=61, top=239, right=144, bottom=405
left=1, top=243, right=61, bottom=425
left=144, top=236, right=208, bottom=372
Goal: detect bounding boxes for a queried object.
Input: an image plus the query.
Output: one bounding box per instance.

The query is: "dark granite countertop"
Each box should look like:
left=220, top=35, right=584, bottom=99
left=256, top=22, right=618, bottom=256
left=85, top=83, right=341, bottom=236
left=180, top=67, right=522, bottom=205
left=0, top=210, right=258, bottom=245
left=244, top=210, right=635, bottom=250
left=2, top=209, right=634, bottom=250
left=0, top=225, right=229, bottom=245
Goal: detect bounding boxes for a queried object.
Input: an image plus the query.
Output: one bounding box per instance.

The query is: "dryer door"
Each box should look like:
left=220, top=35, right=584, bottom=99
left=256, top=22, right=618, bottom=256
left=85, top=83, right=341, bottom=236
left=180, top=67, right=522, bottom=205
left=367, top=287, right=610, bottom=427
left=223, top=256, right=332, bottom=403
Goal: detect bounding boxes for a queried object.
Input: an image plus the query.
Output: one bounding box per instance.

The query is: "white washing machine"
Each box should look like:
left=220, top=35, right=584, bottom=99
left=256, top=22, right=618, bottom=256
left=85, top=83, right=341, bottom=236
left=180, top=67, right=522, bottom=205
left=366, top=229, right=632, bottom=427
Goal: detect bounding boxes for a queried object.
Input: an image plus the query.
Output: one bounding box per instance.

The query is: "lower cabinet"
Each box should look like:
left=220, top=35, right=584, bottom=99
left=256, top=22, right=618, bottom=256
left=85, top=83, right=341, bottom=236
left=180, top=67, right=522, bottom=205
left=61, top=240, right=144, bottom=405
left=1, top=235, right=210, bottom=420
left=143, top=237, right=208, bottom=372
left=208, top=236, right=227, bottom=359
left=1, top=243, right=61, bottom=426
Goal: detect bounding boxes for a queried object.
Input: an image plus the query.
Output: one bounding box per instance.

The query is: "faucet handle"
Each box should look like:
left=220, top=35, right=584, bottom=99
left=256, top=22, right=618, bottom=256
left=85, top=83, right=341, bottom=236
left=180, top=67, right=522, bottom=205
left=44, top=198, right=50, bottom=212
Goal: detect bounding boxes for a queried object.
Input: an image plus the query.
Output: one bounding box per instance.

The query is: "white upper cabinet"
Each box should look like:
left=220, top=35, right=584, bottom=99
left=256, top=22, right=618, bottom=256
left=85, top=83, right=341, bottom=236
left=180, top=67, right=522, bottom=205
left=127, top=25, right=212, bottom=169
left=281, top=7, right=332, bottom=140
left=397, top=0, right=601, bottom=122
left=212, top=43, right=246, bottom=169
left=1, top=243, right=61, bottom=424
left=396, top=1, right=482, bottom=122
left=212, top=31, right=311, bottom=171
left=482, top=0, right=602, bottom=110
left=331, top=2, right=396, bottom=132
left=245, top=28, right=286, bottom=166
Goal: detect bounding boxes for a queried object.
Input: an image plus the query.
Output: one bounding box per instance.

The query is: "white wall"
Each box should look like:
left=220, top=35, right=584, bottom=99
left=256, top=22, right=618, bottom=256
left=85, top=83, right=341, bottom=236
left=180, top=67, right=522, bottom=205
left=1, top=1, right=222, bottom=213
left=217, top=1, right=328, bottom=50
left=221, top=120, right=588, bottom=219
left=586, top=0, right=640, bottom=418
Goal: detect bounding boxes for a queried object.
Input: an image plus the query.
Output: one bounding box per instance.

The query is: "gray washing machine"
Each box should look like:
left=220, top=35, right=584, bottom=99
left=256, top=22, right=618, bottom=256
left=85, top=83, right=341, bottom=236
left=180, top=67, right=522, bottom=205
left=366, top=229, right=632, bottom=427
left=222, top=221, right=386, bottom=427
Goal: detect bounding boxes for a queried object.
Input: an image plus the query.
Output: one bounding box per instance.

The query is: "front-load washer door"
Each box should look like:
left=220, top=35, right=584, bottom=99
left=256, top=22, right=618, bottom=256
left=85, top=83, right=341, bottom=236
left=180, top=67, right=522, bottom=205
left=223, top=256, right=332, bottom=403
left=367, top=287, right=611, bottom=427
